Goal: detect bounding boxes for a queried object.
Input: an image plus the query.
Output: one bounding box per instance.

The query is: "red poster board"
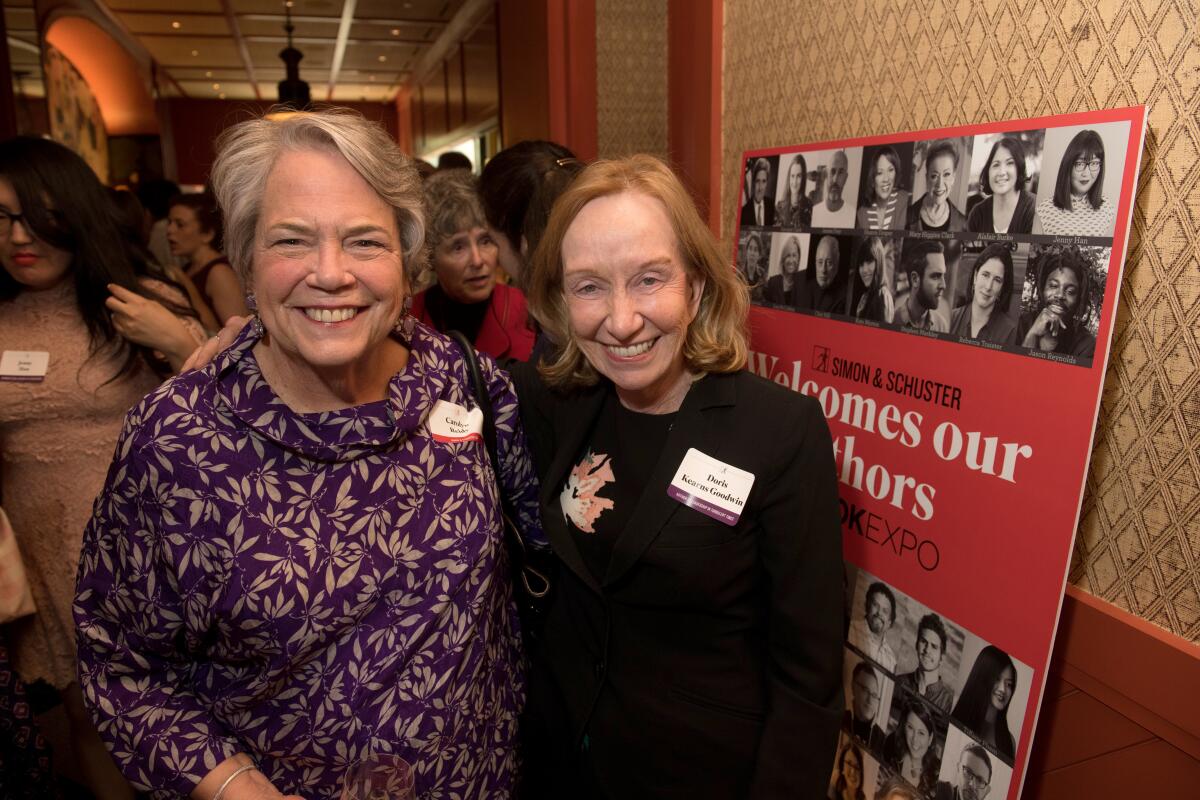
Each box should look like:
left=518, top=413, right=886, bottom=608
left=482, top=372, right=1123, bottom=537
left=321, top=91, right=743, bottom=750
left=734, top=107, right=1147, bottom=800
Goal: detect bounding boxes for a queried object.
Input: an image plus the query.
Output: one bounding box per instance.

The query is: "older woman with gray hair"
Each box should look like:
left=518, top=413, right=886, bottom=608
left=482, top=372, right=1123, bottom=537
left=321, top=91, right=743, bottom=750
left=410, top=169, right=536, bottom=361
left=73, top=109, right=544, bottom=799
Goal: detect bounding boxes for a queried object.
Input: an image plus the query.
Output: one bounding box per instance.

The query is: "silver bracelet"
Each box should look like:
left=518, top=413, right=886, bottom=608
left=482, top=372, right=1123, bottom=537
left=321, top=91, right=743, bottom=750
left=212, top=763, right=256, bottom=800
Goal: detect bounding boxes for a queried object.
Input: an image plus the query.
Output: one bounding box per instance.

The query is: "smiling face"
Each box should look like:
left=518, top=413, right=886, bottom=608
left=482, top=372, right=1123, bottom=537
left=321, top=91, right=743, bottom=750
left=561, top=190, right=703, bottom=413
left=904, top=711, right=933, bottom=759
left=788, top=159, right=804, bottom=201
left=859, top=253, right=877, bottom=287
left=916, top=627, right=944, bottom=673
left=973, top=256, right=1006, bottom=312
left=782, top=238, right=801, bottom=275
left=988, top=145, right=1019, bottom=196
left=167, top=204, right=214, bottom=261
left=842, top=749, right=862, bottom=789
left=852, top=670, right=880, bottom=722
left=866, top=589, right=893, bottom=635
left=991, top=665, right=1016, bottom=712
left=815, top=236, right=838, bottom=288
left=874, top=154, right=897, bottom=201
left=0, top=177, right=72, bottom=290
left=1040, top=266, right=1080, bottom=317
left=927, top=152, right=956, bottom=205
left=745, top=236, right=762, bottom=270
left=432, top=225, right=497, bottom=303
left=251, top=147, right=406, bottom=376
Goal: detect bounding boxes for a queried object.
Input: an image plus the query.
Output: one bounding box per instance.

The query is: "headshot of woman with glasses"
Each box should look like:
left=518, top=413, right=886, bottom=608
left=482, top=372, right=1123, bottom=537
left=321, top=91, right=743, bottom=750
left=1035, top=129, right=1117, bottom=237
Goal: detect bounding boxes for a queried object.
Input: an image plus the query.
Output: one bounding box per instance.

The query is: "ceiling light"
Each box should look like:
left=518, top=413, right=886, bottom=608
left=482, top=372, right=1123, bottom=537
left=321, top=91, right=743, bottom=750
left=391, top=28, right=400, bottom=36
left=219, top=92, right=226, bottom=99
left=213, top=83, right=221, bottom=90
left=377, top=55, right=387, bottom=62
left=368, top=74, right=375, bottom=81
left=191, top=49, right=199, bottom=56
left=205, top=71, right=213, bottom=78
left=171, top=21, right=181, bottom=29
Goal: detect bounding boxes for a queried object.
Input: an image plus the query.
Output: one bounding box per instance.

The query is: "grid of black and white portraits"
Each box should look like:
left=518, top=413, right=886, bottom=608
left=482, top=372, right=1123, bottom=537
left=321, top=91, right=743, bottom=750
left=738, top=122, right=1131, bottom=369
left=831, top=564, right=1033, bottom=800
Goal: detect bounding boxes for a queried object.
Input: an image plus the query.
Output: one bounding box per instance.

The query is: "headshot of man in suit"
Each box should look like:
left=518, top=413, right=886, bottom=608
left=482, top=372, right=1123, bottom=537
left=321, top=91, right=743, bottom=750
left=846, top=660, right=887, bottom=751
left=741, top=157, right=776, bottom=227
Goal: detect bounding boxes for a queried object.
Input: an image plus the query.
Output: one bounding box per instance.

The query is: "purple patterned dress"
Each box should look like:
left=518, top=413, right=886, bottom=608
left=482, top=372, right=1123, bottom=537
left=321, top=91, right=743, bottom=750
left=74, top=322, right=545, bottom=799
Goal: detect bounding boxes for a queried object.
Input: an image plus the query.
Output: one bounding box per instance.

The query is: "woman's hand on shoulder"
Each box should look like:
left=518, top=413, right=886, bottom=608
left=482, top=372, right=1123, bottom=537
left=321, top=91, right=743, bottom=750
left=181, top=315, right=251, bottom=372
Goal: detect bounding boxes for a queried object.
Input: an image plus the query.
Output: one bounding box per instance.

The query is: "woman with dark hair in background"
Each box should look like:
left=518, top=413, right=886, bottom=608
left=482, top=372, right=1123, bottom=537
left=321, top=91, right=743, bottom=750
left=110, top=188, right=220, bottom=331
left=776, top=153, right=813, bottom=229
left=411, top=169, right=536, bottom=361
left=948, top=242, right=1017, bottom=345
left=830, top=739, right=868, bottom=800
left=883, top=699, right=940, bottom=796
left=479, top=139, right=583, bottom=289
left=967, top=136, right=1037, bottom=234
left=1035, top=129, right=1116, bottom=236
left=168, top=191, right=248, bottom=323
left=908, top=140, right=967, bottom=232
left=857, top=147, right=909, bottom=231
left=952, top=645, right=1018, bottom=761
left=851, top=236, right=894, bottom=323
left=0, top=136, right=203, bottom=799
left=741, top=230, right=768, bottom=303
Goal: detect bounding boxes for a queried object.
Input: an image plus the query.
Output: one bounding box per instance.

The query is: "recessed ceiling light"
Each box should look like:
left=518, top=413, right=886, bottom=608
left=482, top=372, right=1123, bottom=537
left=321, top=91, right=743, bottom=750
left=213, top=83, right=221, bottom=90
left=391, top=29, right=400, bottom=36
left=191, top=49, right=199, bottom=56
left=219, top=92, right=226, bottom=99
left=377, top=55, right=387, bottom=62
left=171, top=21, right=181, bottom=29
left=205, top=71, right=213, bottom=78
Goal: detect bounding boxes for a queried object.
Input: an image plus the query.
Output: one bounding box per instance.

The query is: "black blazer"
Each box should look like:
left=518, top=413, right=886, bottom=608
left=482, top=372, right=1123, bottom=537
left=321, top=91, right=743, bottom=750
left=740, top=198, right=775, bottom=227
left=512, top=366, right=844, bottom=799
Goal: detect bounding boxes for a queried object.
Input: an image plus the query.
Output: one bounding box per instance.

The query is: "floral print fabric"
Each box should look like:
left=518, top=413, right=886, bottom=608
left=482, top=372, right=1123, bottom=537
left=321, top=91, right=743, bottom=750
left=73, top=321, right=544, bottom=799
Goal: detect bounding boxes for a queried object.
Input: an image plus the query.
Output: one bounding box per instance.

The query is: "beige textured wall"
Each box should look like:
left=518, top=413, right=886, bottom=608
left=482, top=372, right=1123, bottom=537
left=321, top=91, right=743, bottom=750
left=722, top=0, right=1200, bottom=641
left=595, top=0, right=668, bottom=159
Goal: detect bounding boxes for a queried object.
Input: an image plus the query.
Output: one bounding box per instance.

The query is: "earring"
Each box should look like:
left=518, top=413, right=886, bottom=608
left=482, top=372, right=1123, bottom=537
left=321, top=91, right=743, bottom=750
left=245, top=292, right=258, bottom=313
left=393, top=295, right=416, bottom=339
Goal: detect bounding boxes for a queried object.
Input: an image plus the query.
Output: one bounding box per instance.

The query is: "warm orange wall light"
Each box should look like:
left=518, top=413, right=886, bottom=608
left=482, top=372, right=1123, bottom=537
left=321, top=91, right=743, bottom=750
left=44, top=16, right=159, bottom=136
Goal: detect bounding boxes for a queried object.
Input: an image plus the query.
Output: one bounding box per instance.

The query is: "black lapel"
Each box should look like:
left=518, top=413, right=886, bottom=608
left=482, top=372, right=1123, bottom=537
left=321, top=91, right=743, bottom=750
left=602, top=373, right=738, bottom=588
left=539, top=385, right=606, bottom=594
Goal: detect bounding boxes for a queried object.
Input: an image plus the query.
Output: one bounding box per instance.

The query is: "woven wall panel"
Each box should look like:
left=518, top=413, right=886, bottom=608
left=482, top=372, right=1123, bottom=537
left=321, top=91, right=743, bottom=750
left=595, top=0, right=668, bottom=159
left=721, top=0, right=1200, bottom=642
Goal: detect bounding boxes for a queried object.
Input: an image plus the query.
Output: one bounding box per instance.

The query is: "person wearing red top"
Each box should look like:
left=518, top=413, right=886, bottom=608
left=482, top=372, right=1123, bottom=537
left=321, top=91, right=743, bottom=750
left=412, top=169, right=535, bottom=361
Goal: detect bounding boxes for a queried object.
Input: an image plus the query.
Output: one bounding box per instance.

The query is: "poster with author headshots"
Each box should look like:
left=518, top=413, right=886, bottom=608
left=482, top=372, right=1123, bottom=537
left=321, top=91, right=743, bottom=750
left=735, top=106, right=1147, bottom=800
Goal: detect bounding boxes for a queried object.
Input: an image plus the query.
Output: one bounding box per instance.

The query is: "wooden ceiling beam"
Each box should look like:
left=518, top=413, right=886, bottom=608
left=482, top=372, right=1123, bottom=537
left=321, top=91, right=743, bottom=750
left=240, top=14, right=447, bottom=27
left=220, top=0, right=260, bottom=100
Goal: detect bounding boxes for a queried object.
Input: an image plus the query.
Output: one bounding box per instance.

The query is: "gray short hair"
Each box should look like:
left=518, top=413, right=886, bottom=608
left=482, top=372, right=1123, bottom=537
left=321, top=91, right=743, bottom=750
left=210, top=108, right=425, bottom=283
left=423, top=168, right=487, bottom=252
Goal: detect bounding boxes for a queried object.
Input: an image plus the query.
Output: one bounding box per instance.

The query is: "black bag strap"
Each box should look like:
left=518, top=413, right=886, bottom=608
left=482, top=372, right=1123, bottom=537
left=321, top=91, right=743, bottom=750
left=446, top=330, right=549, bottom=599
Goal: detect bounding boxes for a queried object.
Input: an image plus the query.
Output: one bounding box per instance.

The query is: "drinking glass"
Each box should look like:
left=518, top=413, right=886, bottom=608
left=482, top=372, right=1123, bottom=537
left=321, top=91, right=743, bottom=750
left=339, top=753, right=416, bottom=800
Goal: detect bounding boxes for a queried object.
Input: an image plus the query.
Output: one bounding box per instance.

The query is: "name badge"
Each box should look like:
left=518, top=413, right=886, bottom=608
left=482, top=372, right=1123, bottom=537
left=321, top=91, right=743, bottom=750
left=428, top=399, right=484, bottom=443
left=667, top=448, right=755, bottom=526
left=0, top=351, right=49, bottom=382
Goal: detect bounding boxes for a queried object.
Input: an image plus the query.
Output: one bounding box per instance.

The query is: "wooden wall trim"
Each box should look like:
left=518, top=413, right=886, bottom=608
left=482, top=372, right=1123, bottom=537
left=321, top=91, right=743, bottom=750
left=667, top=0, right=722, bottom=234
left=1050, top=585, right=1200, bottom=758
